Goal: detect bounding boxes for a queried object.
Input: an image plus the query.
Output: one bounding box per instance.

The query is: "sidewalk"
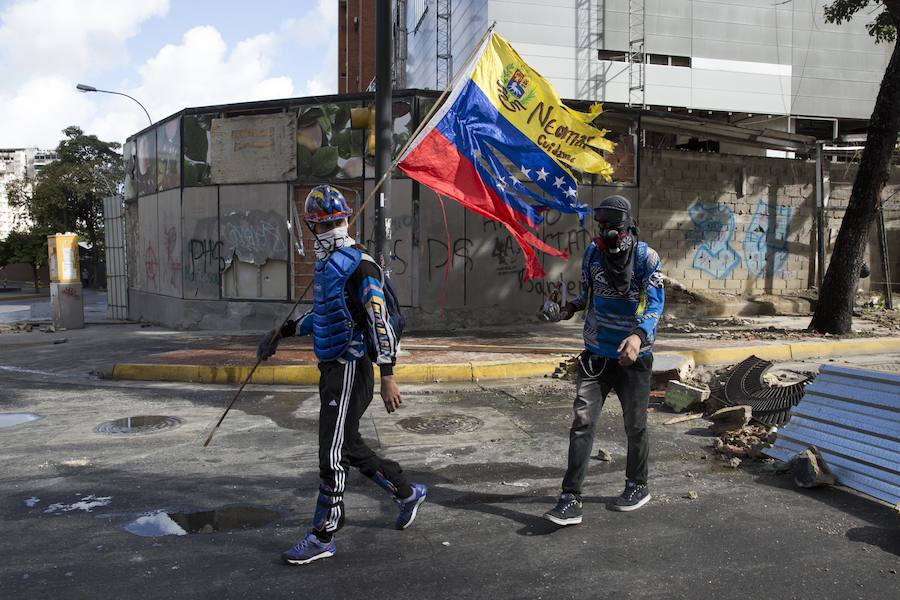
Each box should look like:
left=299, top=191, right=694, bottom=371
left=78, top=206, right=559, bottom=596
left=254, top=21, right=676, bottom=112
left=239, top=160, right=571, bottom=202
left=4, top=308, right=896, bottom=384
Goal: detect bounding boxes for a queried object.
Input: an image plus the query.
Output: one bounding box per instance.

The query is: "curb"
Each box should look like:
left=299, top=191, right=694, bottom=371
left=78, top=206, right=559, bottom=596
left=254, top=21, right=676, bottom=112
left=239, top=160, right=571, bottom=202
left=110, top=359, right=564, bottom=386
left=110, top=336, right=900, bottom=385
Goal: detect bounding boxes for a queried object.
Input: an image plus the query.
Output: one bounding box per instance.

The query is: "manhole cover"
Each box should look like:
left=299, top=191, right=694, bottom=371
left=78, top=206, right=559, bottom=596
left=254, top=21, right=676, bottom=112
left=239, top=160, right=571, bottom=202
left=95, top=416, right=183, bottom=435
left=0, top=413, right=41, bottom=428
left=396, top=414, right=484, bottom=435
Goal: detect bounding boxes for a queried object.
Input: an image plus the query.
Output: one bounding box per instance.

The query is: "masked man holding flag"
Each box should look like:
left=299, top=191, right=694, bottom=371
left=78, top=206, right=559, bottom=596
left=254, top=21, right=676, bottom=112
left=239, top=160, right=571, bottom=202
left=542, top=195, right=665, bottom=525
left=257, top=184, right=427, bottom=565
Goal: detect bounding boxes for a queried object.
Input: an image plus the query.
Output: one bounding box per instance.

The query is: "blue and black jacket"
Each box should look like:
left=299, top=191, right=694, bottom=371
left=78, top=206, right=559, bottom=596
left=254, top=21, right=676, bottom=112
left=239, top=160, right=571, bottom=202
left=569, top=241, right=665, bottom=359
left=284, top=246, right=398, bottom=375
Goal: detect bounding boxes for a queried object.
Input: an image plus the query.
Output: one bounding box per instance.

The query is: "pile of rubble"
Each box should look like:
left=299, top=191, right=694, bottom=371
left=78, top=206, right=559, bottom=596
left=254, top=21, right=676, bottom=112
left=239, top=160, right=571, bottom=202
left=0, top=322, right=60, bottom=335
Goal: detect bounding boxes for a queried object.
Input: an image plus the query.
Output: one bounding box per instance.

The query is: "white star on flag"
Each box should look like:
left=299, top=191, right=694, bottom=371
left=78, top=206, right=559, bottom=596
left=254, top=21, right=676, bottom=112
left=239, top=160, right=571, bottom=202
left=553, top=176, right=565, bottom=188
left=496, top=179, right=506, bottom=191
left=536, top=168, right=549, bottom=181
left=520, top=166, right=531, bottom=179
left=564, top=187, right=578, bottom=198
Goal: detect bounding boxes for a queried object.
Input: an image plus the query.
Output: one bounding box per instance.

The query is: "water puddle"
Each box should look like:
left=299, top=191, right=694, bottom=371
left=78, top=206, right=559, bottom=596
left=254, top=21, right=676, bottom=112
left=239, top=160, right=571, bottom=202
left=123, top=506, right=281, bottom=537
left=95, top=415, right=183, bottom=435
left=0, top=413, right=41, bottom=428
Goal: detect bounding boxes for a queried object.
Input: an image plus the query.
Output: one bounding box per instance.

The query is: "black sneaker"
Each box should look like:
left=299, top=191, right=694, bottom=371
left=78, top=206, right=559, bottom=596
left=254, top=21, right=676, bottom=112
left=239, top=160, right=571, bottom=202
left=611, top=480, right=651, bottom=512
left=543, top=493, right=583, bottom=525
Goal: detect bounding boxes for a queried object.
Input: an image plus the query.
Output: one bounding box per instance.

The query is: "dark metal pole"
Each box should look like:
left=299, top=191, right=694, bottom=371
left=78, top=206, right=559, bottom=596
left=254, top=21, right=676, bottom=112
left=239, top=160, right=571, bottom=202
left=374, top=0, right=393, bottom=265
left=815, top=142, right=827, bottom=289
left=876, top=205, right=894, bottom=309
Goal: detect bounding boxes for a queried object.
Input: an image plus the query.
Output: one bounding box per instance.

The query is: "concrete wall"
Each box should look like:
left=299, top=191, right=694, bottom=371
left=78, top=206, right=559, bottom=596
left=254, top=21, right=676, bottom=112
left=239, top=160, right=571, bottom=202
left=638, top=150, right=900, bottom=296
left=127, top=152, right=900, bottom=330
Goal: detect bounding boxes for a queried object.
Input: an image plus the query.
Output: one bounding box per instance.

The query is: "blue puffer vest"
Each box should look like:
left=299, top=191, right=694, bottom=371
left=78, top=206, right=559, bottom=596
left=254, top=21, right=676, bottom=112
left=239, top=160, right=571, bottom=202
left=312, top=247, right=362, bottom=362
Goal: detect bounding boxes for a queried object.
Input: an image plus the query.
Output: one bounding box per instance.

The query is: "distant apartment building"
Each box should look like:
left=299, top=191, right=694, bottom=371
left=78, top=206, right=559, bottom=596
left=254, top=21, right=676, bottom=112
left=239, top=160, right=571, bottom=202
left=0, top=148, right=56, bottom=238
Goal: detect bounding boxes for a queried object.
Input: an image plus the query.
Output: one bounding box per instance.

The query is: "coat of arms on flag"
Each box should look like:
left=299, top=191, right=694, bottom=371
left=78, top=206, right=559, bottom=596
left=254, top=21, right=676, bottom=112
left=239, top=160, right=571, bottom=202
left=398, top=30, right=615, bottom=280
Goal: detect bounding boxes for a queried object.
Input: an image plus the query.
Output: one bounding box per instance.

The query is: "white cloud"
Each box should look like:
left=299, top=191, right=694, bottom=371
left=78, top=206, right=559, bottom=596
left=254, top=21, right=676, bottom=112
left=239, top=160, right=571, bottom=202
left=131, top=25, right=294, bottom=122
left=0, top=0, right=336, bottom=148
left=0, top=0, right=169, bottom=84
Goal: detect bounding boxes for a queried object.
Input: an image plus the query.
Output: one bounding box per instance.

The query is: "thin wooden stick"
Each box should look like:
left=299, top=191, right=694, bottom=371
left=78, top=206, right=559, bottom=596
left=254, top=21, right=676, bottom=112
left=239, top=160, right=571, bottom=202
left=202, top=25, right=497, bottom=448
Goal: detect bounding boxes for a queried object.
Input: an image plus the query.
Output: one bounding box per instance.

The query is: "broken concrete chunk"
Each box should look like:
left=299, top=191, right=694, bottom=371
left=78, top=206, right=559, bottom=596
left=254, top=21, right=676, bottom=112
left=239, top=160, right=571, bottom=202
left=592, top=448, right=612, bottom=462
left=725, top=457, right=742, bottom=469
left=665, top=380, right=710, bottom=413
left=683, top=491, right=699, bottom=500
left=708, top=405, right=752, bottom=434
left=791, top=447, right=835, bottom=489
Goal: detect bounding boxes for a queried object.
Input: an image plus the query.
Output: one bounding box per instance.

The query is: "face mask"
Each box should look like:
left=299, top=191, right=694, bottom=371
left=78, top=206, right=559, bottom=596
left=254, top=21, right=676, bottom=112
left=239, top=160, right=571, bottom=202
left=313, top=225, right=355, bottom=260
left=599, top=225, right=633, bottom=255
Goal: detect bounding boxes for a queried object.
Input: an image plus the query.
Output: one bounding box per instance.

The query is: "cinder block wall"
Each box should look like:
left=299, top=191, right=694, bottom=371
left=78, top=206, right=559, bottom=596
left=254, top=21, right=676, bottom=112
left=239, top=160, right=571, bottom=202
left=638, top=149, right=900, bottom=296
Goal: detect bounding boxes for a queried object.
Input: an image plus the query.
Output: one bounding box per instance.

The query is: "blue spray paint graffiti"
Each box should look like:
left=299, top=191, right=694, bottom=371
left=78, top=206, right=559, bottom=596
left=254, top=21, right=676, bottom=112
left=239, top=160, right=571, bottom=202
left=744, top=199, right=792, bottom=277
left=685, top=201, right=741, bottom=279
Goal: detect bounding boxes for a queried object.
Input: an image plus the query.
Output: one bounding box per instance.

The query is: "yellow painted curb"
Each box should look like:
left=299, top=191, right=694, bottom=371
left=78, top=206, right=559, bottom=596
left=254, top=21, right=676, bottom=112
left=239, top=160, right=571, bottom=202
left=110, top=336, right=900, bottom=385
left=689, top=336, right=900, bottom=366
left=111, top=359, right=565, bottom=385
left=691, top=344, right=793, bottom=365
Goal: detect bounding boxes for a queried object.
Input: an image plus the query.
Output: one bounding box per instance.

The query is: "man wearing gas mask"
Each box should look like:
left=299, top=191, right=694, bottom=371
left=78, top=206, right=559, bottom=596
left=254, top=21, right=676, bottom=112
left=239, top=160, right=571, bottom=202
left=541, top=195, right=665, bottom=525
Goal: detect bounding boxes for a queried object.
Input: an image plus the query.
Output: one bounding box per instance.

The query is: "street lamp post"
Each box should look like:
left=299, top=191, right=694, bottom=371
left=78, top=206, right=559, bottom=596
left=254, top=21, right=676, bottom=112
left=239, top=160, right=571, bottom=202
left=76, top=83, right=152, bottom=126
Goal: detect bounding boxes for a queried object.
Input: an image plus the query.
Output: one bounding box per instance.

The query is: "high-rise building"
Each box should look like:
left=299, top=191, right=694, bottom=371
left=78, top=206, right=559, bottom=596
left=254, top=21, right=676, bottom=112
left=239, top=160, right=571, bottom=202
left=0, top=148, right=57, bottom=239
left=402, top=1, right=891, bottom=141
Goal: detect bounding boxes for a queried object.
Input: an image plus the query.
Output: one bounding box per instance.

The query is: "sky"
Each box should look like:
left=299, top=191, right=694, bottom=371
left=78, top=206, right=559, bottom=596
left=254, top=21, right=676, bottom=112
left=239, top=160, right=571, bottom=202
left=0, top=0, right=337, bottom=149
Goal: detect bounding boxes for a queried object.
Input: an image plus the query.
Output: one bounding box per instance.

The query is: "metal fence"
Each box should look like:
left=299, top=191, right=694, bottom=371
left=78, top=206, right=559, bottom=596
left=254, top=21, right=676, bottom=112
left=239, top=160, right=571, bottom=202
left=103, top=196, right=128, bottom=320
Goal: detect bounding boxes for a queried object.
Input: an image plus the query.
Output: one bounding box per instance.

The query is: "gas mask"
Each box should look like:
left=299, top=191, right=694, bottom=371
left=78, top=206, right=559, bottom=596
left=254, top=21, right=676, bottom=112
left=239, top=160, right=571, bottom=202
left=594, top=197, right=636, bottom=255
left=600, top=224, right=630, bottom=254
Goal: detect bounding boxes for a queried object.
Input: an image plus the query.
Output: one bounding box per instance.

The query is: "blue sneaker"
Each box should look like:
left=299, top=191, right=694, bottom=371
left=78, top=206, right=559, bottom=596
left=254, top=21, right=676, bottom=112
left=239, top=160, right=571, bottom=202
left=281, top=531, right=336, bottom=565
left=395, top=483, right=427, bottom=530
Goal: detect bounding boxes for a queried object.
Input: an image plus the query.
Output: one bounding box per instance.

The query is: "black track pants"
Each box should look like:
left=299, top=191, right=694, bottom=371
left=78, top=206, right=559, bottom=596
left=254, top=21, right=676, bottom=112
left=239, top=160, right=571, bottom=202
left=314, top=356, right=410, bottom=534
left=561, top=351, right=653, bottom=495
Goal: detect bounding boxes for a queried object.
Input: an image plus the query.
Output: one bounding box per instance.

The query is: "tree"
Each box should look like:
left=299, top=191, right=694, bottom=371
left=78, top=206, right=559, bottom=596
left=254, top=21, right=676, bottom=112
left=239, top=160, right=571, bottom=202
left=810, top=1, right=900, bottom=334
left=5, top=126, right=122, bottom=288
left=0, top=230, right=49, bottom=293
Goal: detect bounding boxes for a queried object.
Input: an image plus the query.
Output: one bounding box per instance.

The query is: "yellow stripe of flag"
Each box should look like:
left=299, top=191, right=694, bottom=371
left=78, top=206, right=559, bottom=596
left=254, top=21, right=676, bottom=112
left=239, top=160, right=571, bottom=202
left=470, top=33, right=616, bottom=181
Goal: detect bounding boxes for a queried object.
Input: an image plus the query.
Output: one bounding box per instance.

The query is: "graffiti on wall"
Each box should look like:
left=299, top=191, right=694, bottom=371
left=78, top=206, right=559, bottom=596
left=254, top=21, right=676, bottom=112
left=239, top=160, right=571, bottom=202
left=744, top=199, right=792, bottom=277
left=685, top=201, right=741, bottom=279
left=163, top=225, right=182, bottom=290
left=221, top=210, right=289, bottom=266
left=185, top=239, right=225, bottom=287
left=684, top=198, right=794, bottom=280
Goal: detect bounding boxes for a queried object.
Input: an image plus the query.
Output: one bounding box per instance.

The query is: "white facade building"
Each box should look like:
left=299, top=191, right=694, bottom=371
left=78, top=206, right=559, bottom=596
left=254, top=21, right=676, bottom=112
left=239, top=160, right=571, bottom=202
left=404, top=0, right=893, bottom=137
left=0, top=148, right=56, bottom=239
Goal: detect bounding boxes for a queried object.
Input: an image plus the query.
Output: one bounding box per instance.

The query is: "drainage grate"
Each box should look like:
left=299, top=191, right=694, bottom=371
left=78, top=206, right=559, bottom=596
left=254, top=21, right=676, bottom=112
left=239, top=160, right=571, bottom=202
left=95, top=416, right=183, bottom=435
left=396, top=414, right=484, bottom=435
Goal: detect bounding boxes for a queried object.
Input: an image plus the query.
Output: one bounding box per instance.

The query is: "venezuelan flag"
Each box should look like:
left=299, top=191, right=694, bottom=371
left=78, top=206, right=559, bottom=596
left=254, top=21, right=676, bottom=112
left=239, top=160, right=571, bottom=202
left=398, top=31, right=615, bottom=280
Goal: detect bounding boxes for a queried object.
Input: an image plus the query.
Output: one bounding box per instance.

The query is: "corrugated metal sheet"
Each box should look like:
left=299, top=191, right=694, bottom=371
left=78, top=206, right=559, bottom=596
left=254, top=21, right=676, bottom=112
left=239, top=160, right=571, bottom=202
left=765, top=365, right=900, bottom=506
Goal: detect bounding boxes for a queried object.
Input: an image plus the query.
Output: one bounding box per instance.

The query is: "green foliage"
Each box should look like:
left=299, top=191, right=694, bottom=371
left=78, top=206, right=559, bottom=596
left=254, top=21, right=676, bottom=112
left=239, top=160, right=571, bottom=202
left=5, top=126, right=122, bottom=253
left=824, top=1, right=899, bottom=43
left=0, top=229, right=48, bottom=269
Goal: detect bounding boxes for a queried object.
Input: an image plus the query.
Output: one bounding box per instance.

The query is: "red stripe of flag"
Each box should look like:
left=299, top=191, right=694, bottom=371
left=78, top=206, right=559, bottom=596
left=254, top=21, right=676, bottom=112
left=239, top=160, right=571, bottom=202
left=399, top=128, right=566, bottom=280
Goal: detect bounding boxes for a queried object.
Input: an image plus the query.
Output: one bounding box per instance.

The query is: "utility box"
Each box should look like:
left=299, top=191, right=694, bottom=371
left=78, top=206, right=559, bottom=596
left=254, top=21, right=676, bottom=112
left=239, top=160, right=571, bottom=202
left=47, top=233, right=84, bottom=329
left=48, top=233, right=81, bottom=284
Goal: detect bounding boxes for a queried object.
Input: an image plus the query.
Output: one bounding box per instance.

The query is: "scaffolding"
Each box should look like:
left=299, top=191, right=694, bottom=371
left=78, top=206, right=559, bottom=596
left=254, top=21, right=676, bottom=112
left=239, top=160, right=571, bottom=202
left=627, top=0, right=645, bottom=107
left=394, top=0, right=408, bottom=89
left=436, top=0, right=452, bottom=88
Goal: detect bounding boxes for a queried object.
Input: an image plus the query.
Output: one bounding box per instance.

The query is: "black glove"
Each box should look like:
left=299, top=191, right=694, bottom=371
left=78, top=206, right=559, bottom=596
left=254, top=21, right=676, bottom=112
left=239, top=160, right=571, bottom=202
left=256, top=329, right=280, bottom=362
left=559, top=302, right=576, bottom=320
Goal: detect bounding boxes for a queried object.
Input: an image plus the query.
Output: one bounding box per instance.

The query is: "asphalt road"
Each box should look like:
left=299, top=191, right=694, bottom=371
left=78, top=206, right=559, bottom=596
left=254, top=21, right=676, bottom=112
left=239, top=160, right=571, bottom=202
left=1, top=362, right=898, bottom=600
